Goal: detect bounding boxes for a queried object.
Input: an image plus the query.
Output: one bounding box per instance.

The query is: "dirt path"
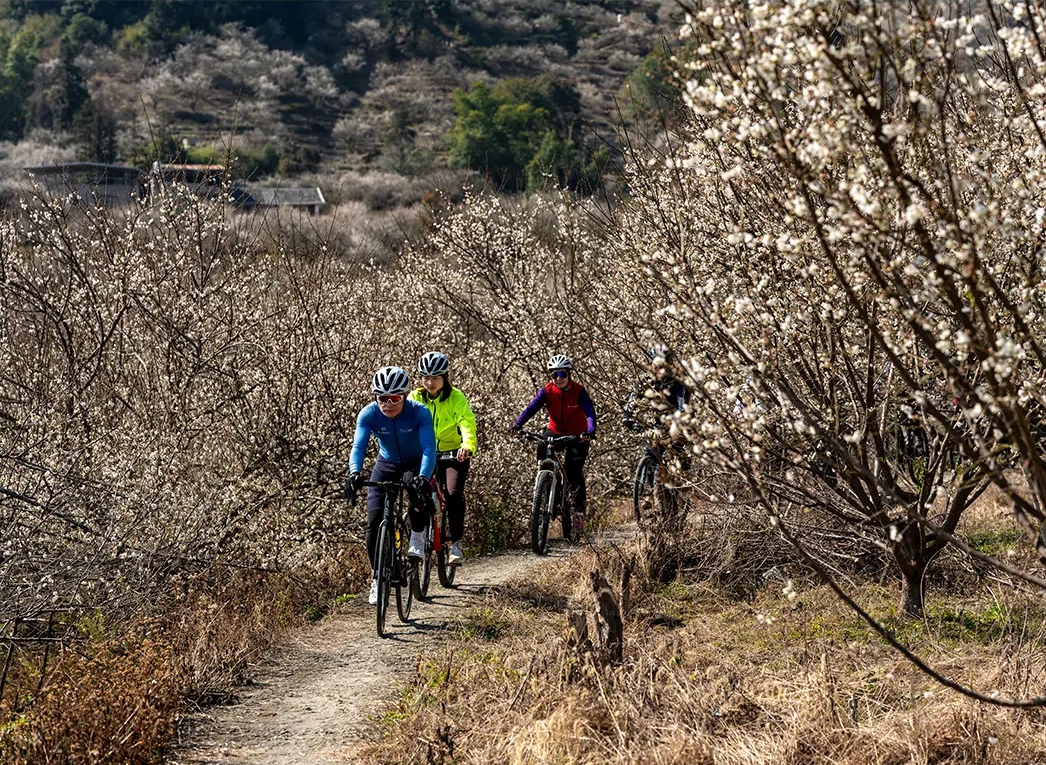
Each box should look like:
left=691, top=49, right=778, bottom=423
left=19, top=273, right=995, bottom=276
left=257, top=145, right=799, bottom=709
left=167, top=541, right=581, bottom=765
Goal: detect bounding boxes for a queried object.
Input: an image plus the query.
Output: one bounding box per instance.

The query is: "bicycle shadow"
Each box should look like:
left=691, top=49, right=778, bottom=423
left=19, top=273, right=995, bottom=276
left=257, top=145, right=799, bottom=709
left=378, top=617, right=451, bottom=641
left=419, top=584, right=492, bottom=604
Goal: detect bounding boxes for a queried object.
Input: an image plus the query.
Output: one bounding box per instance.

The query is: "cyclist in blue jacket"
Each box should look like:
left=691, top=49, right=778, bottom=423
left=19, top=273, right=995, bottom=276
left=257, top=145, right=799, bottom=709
left=346, top=366, right=437, bottom=605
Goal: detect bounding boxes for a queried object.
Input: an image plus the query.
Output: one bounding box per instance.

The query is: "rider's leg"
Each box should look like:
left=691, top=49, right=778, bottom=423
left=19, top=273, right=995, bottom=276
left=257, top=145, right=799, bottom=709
left=564, top=442, right=591, bottom=517
left=443, top=459, right=470, bottom=542
left=390, top=457, right=426, bottom=533
left=536, top=428, right=552, bottom=462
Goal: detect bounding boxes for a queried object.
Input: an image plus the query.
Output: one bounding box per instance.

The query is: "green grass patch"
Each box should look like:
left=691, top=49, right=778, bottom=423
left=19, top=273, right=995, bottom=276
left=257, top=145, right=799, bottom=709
left=302, top=602, right=326, bottom=622
left=454, top=606, right=509, bottom=642
left=965, top=527, right=1025, bottom=556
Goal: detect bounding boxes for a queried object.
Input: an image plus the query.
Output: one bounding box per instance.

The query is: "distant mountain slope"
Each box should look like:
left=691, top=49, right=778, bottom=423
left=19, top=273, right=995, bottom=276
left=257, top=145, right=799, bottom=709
left=0, top=0, right=680, bottom=190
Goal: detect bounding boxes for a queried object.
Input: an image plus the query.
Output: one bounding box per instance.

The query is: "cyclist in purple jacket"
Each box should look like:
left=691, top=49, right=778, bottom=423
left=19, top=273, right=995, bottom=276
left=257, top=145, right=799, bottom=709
left=510, top=355, right=597, bottom=532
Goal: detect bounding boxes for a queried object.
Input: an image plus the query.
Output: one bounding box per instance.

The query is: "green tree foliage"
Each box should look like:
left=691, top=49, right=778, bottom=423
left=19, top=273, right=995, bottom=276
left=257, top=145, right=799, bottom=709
left=0, top=15, right=53, bottom=139
left=382, top=0, right=452, bottom=57
left=449, top=77, right=596, bottom=193
left=234, top=143, right=280, bottom=180
left=63, top=12, right=109, bottom=48
left=37, top=40, right=90, bottom=131
left=72, top=98, right=117, bottom=162
left=623, top=43, right=682, bottom=123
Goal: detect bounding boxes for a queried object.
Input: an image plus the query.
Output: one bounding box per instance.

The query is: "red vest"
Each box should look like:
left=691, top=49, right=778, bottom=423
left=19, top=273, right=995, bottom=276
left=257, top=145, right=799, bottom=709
left=545, top=381, right=589, bottom=435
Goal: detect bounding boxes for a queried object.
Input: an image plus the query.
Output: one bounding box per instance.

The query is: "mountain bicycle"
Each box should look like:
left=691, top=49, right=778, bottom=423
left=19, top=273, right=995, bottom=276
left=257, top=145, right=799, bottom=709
left=632, top=440, right=680, bottom=528
left=415, top=450, right=460, bottom=597
left=352, top=475, right=419, bottom=638
left=519, top=430, right=584, bottom=554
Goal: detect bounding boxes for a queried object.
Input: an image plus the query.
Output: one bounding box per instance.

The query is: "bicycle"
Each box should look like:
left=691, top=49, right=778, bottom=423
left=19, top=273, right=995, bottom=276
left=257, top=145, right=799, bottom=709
left=350, top=474, right=419, bottom=638
left=518, top=430, right=584, bottom=554
left=632, top=437, right=682, bottom=530
left=416, top=450, right=460, bottom=597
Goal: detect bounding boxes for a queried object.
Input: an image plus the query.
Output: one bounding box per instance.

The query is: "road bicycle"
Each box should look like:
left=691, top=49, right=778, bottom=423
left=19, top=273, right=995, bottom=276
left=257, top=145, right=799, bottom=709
left=519, top=430, right=584, bottom=554
left=352, top=475, right=419, bottom=638
left=416, top=450, right=461, bottom=597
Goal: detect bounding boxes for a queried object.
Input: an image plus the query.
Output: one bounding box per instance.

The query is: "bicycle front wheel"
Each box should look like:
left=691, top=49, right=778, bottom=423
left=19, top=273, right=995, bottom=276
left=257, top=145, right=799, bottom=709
left=396, top=519, right=416, bottom=622
left=633, top=454, right=657, bottom=526
left=375, top=521, right=393, bottom=638
left=531, top=470, right=554, bottom=555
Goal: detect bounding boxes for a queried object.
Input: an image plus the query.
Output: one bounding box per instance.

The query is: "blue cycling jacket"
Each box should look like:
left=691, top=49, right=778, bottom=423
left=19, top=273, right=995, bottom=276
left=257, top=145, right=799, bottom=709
left=349, top=399, right=436, bottom=478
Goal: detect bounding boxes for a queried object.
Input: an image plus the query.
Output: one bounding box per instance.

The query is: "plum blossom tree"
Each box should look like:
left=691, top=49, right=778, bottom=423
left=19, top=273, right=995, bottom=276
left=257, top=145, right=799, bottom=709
left=599, top=0, right=1046, bottom=703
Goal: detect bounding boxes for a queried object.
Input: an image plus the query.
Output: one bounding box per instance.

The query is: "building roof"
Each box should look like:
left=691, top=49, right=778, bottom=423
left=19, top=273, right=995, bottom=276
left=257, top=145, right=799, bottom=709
left=24, top=162, right=139, bottom=176
left=244, top=186, right=326, bottom=207
left=151, top=162, right=224, bottom=173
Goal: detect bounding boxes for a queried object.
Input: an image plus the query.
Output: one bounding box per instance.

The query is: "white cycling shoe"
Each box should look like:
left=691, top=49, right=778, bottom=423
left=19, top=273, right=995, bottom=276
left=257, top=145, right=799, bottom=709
left=368, top=578, right=379, bottom=605
left=408, top=531, right=425, bottom=559
left=447, top=541, right=464, bottom=566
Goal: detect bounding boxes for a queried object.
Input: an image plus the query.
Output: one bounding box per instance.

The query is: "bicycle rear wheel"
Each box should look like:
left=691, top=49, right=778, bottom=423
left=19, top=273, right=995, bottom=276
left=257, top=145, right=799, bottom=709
left=436, top=509, right=456, bottom=587
left=396, top=519, right=416, bottom=622
left=531, top=470, right=554, bottom=555
left=437, top=548, right=457, bottom=587
left=375, top=522, right=393, bottom=638
left=563, top=486, right=585, bottom=545
left=633, top=454, right=657, bottom=526
left=653, top=479, right=684, bottom=532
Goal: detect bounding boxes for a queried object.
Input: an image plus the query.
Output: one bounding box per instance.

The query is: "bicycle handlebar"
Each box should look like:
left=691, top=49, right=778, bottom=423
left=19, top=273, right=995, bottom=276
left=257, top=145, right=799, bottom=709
left=436, top=449, right=469, bottom=461
left=517, top=430, right=586, bottom=446
left=359, top=477, right=414, bottom=490
left=348, top=473, right=417, bottom=507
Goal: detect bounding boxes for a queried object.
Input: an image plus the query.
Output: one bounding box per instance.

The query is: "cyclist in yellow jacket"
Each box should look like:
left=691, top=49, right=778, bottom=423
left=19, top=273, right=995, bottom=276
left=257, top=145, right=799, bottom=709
left=408, top=351, right=478, bottom=565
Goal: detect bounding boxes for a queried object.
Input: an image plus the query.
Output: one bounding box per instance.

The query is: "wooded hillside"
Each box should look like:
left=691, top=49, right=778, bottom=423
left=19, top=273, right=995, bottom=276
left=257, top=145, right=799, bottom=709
left=0, top=0, right=678, bottom=202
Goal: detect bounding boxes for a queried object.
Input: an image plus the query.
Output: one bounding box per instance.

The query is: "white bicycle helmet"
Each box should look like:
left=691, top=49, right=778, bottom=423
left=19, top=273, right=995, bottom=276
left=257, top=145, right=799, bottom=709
left=371, top=366, right=411, bottom=395
left=547, top=354, right=574, bottom=372
left=417, top=351, right=449, bottom=376
left=648, top=344, right=671, bottom=362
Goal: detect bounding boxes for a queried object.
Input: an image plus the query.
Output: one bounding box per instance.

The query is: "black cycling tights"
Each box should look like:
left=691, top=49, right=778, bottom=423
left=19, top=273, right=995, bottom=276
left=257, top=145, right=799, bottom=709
left=437, top=458, right=470, bottom=543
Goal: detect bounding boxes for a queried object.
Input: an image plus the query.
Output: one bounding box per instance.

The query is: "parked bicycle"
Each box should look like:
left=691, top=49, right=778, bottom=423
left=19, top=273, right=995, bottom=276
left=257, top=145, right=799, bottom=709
left=518, top=430, right=584, bottom=554
left=350, top=475, right=419, bottom=637
left=416, top=450, right=460, bottom=596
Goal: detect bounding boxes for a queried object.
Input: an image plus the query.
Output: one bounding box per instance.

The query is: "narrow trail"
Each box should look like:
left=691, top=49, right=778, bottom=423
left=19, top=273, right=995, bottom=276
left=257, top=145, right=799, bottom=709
left=168, top=541, right=582, bottom=765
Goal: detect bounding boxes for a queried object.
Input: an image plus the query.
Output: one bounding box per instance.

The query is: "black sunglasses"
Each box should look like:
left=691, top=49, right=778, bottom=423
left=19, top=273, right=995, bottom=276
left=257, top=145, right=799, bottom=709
left=551, top=371, right=570, bottom=379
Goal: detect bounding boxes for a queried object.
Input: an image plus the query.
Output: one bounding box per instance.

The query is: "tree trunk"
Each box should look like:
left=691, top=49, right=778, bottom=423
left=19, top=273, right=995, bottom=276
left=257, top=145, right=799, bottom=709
left=893, top=522, right=929, bottom=619
left=898, top=562, right=925, bottom=618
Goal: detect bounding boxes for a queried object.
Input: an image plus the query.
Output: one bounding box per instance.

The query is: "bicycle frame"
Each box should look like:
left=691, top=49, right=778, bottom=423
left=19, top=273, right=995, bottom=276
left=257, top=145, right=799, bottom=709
left=524, top=431, right=577, bottom=497
left=431, top=450, right=467, bottom=586
left=431, top=449, right=468, bottom=549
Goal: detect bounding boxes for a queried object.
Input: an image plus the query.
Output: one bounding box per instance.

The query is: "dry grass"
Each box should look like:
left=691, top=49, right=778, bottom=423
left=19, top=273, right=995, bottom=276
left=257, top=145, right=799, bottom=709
left=360, top=542, right=1046, bottom=765
left=0, top=550, right=370, bottom=764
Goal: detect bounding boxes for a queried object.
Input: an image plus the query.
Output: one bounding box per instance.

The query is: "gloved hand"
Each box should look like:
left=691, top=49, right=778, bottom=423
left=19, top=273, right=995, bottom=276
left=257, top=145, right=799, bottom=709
left=581, top=431, right=595, bottom=442
left=344, top=471, right=363, bottom=503
left=509, top=424, right=523, bottom=438
left=411, top=474, right=431, bottom=496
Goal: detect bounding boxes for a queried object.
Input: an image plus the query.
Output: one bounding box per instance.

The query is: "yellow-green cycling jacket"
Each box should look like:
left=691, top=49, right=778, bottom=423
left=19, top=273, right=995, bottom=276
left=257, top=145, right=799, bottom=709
left=407, top=386, right=478, bottom=454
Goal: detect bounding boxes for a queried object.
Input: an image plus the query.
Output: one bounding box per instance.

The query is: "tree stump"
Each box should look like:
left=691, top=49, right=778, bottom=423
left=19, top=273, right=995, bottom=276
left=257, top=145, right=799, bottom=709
left=591, top=569, right=623, bottom=663
left=564, top=609, right=591, bottom=653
